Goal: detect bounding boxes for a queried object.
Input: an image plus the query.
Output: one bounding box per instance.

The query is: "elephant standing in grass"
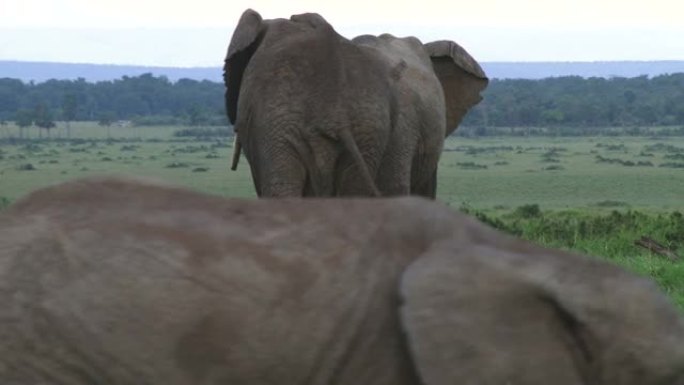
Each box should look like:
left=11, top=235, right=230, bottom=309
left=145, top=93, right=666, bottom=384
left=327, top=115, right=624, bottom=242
left=225, top=9, right=487, bottom=197
left=2, top=176, right=683, bottom=384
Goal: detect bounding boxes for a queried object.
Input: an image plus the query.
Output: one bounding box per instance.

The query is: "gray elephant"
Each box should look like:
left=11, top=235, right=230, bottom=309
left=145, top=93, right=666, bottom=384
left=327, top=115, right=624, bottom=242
left=224, top=9, right=487, bottom=197
left=2, top=176, right=683, bottom=384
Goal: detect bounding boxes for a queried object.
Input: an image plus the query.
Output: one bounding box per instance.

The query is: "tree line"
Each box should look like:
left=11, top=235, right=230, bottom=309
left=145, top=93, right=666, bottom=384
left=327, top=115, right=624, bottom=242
left=0, top=74, right=226, bottom=130
left=0, top=72, right=683, bottom=134
left=463, top=74, right=684, bottom=129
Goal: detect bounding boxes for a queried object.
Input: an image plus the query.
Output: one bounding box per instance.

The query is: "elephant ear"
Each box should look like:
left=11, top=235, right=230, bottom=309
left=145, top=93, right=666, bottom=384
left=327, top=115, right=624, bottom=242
left=399, top=241, right=684, bottom=385
left=424, top=40, right=488, bottom=136
left=224, top=9, right=263, bottom=124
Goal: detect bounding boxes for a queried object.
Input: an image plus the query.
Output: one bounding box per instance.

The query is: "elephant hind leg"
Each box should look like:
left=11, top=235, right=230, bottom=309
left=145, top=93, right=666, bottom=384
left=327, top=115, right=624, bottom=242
left=260, top=165, right=307, bottom=197
left=375, top=151, right=411, bottom=196
left=336, top=130, right=380, bottom=197
left=410, top=168, right=438, bottom=199
left=253, top=149, right=308, bottom=197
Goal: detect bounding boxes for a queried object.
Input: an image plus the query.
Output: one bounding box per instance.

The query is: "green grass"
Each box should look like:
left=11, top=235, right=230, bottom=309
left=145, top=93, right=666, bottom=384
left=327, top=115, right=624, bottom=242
left=0, top=123, right=255, bottom=200
left=1, top=123, right=683, bottom=310
left=438, top=136, right=684, bottom=211
left=3, top=125, right=684, bottom=210
left=463, top=207, right=684, bottom=309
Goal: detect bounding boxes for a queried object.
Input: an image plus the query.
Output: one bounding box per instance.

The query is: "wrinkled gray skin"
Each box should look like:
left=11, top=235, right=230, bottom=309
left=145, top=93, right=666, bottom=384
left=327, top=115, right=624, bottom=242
left=224, top=9, right=488, bottom=198
left=1, top=177, right=683, bottom=384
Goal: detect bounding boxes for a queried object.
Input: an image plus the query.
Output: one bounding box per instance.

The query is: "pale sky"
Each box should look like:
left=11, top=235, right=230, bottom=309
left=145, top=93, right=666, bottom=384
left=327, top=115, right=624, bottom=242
left=1, top=0, right=683, bottom=66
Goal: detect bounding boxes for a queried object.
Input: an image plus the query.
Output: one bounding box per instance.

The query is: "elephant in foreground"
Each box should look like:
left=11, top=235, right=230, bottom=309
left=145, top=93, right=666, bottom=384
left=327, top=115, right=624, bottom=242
left=1, top=177, right=683, bottom=384
left=224, top=9, right=488, bottom=197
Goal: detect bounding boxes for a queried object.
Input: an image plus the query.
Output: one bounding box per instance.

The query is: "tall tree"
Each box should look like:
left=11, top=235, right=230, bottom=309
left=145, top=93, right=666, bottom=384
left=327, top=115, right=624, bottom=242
left=62, top=93, right=78, bottom=138
left=14, top=109, right=33, bottom=139
left=97, top=111, right=116, bottom=139
left=34, top=103, right=55, bottom=138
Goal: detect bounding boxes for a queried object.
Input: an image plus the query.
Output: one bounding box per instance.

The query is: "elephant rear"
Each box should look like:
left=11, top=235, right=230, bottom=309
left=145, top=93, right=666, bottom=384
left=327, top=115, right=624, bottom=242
left=225, top=10, right=398, bottom=197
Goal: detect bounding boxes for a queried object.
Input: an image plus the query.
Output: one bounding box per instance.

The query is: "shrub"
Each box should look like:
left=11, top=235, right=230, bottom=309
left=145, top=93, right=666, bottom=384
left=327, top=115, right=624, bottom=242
left=166, top=162, right=190, bottom=168
left=594, top=200, right=629, bottom=207
left=16, top=163, right=36, bottom=171
left=659, top=162, right=684, bottom=168
left=457, top=161, right=488, bottom=169
left=664, top=153, right=684, bottom=160
left=513, top=204, right=542, bottom=219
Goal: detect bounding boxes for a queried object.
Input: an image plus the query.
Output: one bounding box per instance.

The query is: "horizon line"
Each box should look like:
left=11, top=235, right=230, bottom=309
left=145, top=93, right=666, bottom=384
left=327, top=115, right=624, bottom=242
left=3, top=59, right=684, bottom=69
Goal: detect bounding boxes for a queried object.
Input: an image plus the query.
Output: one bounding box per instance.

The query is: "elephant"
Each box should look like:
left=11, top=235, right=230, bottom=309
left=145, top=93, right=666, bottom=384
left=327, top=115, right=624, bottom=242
left=224, top=9, right=488, bottom=198
left=1, top=176, right=683, bottom=385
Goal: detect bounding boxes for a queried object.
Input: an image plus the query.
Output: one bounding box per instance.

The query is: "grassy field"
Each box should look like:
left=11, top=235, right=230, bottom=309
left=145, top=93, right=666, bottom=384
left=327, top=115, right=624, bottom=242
left=2, top=123, right=684, bottom=210
left=1, top=122, right=683, bottom=308
left=0, top=123, right=255, bottom=202
left=438, top=136, right=684, bottom=212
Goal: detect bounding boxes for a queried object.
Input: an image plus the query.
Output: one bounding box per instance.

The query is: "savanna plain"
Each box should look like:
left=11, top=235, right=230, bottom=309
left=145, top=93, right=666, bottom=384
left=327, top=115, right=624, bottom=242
left=1, top=122, right=682, bottom=309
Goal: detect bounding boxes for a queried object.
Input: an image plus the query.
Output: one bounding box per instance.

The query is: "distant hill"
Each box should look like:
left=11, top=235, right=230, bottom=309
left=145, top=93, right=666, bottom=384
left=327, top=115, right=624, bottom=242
left=1, top=60, right=684, bottom=83
left=482, top=61, right=684, bottom=79
left=0, top=61, right=220, bottom=83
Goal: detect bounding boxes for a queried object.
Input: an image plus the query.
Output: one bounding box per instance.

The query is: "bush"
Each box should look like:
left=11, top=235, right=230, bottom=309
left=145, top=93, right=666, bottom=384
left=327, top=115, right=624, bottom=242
left=456, top=161, right=488, bottom=169
left=16, top=163, right=36, bottom=171
left=643, top=143, right=684, bottom=153
left=513, top=204, right=542, bottom=219
left=659, top=162, right=684, bottom=168
left=166, top=162, right=190, bottom=168
left=170, top=145, right=209, bottom=154
left=459, top=204, right=519, bottom=235
left=594, top=200, right=629, bottom=207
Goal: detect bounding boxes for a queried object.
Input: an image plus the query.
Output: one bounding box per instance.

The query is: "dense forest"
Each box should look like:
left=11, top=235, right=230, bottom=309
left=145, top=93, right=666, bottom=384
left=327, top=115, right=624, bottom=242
left=470, top=74, right=684, bottom=129
left=0, top=73, right=683, bottom=135
left=0, top=74, right=226, bottom=127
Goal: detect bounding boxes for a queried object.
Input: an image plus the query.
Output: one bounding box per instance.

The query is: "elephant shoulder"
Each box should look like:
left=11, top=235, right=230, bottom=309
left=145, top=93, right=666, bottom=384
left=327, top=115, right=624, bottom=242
left=289, top=12, right=332, bottom=30
left=352, top=34, right=435, bottom=83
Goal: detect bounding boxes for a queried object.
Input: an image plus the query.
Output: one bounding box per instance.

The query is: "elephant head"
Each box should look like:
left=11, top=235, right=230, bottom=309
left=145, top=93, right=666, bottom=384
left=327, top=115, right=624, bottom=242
left=401, top=236, right=684, bottom=384
left=222, top=9, right=488, bottom=198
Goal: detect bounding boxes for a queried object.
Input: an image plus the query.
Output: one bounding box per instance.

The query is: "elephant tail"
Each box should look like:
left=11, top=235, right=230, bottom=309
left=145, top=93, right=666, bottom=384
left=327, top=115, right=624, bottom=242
left=230, top=135, right=241, bottom=171
left=339, top=130, right=381, bottom=197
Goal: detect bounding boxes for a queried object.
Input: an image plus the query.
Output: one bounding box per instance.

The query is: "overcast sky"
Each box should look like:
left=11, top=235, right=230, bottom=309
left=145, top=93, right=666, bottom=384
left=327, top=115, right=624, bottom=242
left=1, top=0, right=683, bottom=66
